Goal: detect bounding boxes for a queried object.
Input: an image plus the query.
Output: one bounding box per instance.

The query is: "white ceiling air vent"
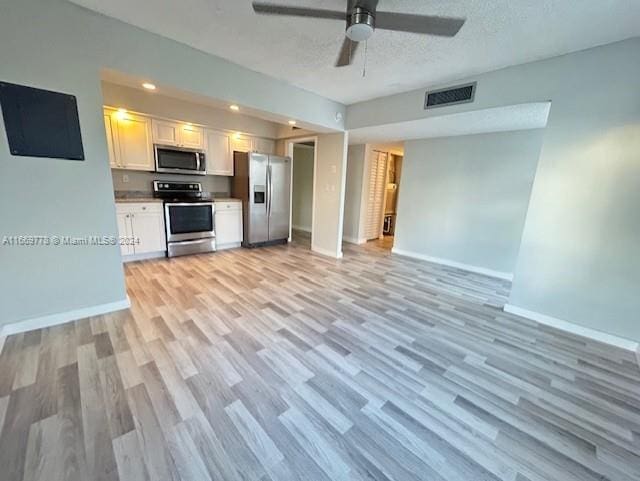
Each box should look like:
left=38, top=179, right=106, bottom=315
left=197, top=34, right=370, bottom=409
left=424, top=82, right=476, bottom=109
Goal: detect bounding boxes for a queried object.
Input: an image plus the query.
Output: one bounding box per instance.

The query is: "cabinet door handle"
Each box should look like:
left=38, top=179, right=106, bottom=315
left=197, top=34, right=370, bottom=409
left=125, top=214, right=130, bottom=218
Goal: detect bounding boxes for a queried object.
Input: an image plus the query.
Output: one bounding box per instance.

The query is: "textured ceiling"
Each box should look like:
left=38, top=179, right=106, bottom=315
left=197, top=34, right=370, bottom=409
left=69, top=0, right=640, bottom=104
left=348, top=102, right=551, bottom=144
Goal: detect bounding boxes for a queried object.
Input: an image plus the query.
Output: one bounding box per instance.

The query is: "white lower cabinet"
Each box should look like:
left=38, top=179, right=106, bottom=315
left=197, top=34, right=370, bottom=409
left=116, top=211, right=134, bottom=256
left=115, top=203, right=166, bottom=260
left=215, top=201, right=243, bottom=250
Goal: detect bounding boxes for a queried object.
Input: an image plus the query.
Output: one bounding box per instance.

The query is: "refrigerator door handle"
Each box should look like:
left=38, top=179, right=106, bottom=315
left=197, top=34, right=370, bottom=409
left=267, top=163, right=272, bottom=218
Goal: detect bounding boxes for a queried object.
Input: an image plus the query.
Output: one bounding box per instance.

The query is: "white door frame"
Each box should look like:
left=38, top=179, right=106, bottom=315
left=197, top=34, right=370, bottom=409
left=286, top=136, right=318, bottom=246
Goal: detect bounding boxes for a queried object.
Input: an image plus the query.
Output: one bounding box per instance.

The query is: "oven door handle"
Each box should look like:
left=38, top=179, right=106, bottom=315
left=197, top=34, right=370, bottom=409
left=171, top=238, right=216, bottom=246
left=164, top=202, right=214, bottom=207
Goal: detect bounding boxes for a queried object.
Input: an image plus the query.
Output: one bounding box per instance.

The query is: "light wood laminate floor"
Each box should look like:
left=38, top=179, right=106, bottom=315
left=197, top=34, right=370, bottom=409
left=1, top=237, right=639, bottom=481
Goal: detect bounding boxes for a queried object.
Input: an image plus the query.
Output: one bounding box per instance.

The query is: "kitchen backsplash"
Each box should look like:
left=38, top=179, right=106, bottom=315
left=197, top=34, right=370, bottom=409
left=112, top=169, right=230, bottom=194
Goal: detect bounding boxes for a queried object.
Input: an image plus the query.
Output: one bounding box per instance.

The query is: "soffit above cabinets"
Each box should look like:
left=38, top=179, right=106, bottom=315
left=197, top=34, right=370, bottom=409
left=348, top=102, right=551, bottom=144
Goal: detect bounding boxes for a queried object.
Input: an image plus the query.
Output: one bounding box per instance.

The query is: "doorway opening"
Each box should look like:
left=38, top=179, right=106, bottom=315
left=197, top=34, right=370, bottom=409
left=381, top=151, right=403, bottom=249
left=286, top=137, right=317, bottom=250
left=343, top=143, right=403, bottom=253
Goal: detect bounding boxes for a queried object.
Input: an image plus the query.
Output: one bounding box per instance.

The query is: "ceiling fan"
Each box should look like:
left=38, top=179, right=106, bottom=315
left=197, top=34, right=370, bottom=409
left=251, top=0, right=465, bottom=68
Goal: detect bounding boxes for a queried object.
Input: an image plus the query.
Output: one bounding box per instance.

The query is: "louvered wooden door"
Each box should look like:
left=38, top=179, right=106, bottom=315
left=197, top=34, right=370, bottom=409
left=364, top=150, right=388, bottom=240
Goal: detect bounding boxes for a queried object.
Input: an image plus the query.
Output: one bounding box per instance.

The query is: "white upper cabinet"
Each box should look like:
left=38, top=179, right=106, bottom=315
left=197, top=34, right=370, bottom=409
left=205, top=129, right=233, bottom=176
left=180, top=125, right=204, bottom=149
left=105, top=109, right=154, bottom=171
left=152, top=119, right=204, bottom=149
left=230, top=134, right=254, bottom=153
left=104, top=113, right=118, bottom=169
left=253, top=138, right=276, bottom=155
left=152, top=119, right=180, bottom=146
left=105, top=107, right=275, bottom=173
left=230, top=135, right=275, bottom=155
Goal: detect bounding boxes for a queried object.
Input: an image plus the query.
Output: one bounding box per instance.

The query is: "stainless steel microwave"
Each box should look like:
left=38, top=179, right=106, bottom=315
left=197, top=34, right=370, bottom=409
left=155, top=145, right=206, bottom=175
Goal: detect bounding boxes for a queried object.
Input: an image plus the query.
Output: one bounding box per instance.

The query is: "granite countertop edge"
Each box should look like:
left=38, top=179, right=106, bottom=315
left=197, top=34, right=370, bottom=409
left=114, top=191, right=242, bottom=203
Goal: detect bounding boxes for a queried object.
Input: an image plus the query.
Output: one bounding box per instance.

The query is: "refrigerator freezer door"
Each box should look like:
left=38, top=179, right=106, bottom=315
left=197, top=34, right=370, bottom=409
left=248, top=153, right=269, bottom=244
left=267, top=155, right=291, bottom=241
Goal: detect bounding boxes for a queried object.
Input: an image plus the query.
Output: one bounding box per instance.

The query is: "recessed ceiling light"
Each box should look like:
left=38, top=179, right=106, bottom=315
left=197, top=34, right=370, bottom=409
left=288, top=120, right=297, bottom=126
left=142, top=83, right=156, bottom=90
left=229, top=105, right=240, bottom=111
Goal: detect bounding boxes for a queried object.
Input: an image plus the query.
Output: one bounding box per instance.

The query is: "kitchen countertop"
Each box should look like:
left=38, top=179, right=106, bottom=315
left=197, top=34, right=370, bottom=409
left=114, top=191, right=241, bottom=203
left=115, top=197, right=164, bottom=204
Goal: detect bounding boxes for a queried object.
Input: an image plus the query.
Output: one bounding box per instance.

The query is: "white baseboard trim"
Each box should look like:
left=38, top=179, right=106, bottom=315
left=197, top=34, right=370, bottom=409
left=311, top=244, right=343, bottom=259
left=0, top=298, right=131, bottom=337
left=216, top=242, right=242, bottom=251
left=342, top=235, right=367, bottom=245
left=504, top=304, right=640, bottom=353
left=391, top=248, right=513, bottom=281
left=122, top=251, right=166, bottom=263
left=292, top=225, right=312, bottom=233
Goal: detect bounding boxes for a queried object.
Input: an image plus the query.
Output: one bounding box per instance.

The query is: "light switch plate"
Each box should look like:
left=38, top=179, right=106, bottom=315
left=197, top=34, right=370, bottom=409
left=122, top=174, right=129, bottom=183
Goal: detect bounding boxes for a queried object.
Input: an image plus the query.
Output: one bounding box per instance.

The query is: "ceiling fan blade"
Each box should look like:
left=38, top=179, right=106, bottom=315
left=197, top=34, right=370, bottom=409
left=252, top=3, right=345, bottom=21
left=375, top=12, right=465, bottom=37
left=335, top=37, right=359, bottom=67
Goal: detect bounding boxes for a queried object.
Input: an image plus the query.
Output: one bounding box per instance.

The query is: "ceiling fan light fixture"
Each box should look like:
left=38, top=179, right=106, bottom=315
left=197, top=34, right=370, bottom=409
left=251, top=1, right=466, bottom=68
left=346, top=7, right=375, bottom=42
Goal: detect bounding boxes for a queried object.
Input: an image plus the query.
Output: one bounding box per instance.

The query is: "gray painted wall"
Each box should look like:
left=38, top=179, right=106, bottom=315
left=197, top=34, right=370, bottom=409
left=508, top=40, right=640, bottom=341
left=349, top=37, right=640, bottom=341
left=343, top=145, right=366, bottom=242
left=395, top=130, right=543, bottom=276
left=312, top=133, right=349, bottom=257
left=0, top=0, right=344, bottom=327
left=291, top=145, right=314, bottom=232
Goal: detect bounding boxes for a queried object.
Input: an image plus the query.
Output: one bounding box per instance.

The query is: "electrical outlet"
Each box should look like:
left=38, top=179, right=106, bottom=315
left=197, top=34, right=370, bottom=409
left=122, top=174, right=129, bottom=183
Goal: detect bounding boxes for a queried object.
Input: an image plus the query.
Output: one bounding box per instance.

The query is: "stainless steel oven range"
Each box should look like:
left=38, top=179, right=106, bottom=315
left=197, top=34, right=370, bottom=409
left=153, top=181, right=215, bottom=257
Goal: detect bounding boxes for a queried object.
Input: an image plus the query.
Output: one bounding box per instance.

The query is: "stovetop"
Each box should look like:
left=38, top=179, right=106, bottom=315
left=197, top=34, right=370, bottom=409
left=152, top=180, right=214, bottom=203
left=155, top=194, right=215, bottom=203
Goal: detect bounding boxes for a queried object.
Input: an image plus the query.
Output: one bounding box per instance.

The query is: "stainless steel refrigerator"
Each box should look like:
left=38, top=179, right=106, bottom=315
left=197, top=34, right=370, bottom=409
left=231, top=152, right=291, bottom=247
